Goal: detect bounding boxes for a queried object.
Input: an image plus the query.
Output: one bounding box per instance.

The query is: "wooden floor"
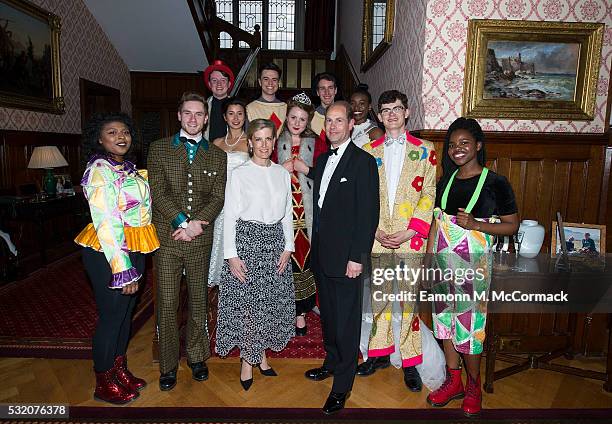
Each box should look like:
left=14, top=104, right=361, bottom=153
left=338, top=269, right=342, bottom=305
left=1, top=317, right=611, bottom=409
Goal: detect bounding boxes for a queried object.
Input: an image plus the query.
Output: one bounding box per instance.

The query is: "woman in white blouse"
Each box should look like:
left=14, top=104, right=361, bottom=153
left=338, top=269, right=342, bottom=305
left=215, top=118, right=295, bottom=391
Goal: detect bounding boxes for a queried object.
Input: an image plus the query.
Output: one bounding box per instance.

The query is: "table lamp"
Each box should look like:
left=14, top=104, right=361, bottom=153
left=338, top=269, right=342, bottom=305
left=27, top=146, right=69, bottom=196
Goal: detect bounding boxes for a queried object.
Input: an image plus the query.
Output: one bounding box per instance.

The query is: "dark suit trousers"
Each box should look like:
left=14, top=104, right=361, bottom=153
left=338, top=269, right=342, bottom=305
left=155, top=242, right=210, bottom=373
left=317, top=271, right=364, bottom=393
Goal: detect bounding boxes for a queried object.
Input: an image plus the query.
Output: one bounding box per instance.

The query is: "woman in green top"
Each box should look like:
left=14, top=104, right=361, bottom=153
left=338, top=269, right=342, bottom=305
left=426, top=117, right=519, bottom=417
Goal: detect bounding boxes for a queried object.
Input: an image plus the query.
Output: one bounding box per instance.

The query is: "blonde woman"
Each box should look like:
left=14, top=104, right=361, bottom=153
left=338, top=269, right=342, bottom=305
left=216, top=119, right=295, bottom=391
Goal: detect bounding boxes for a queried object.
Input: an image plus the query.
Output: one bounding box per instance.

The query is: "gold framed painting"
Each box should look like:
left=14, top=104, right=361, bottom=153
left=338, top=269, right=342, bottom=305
left=551, top=222, right=606, bottom=258
left=462, top=19, right=604, bottom=121
left=0, top=0, right=64, bottom=114
left=361, top=0, right=395, bottom=72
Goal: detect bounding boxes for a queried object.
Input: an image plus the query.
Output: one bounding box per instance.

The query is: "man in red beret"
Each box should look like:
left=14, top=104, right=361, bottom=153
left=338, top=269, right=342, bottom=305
left=203, top=60, right=235, bottom=141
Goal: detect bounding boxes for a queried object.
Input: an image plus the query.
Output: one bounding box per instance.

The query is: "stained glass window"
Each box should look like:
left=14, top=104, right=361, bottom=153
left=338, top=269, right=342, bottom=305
left=372, top=1, right=387, bottom=51
left=268, top=1, right=295, bottom=50
left=215, top=0, right=297, bottom=50
left=216, top=0, right=234, bottom=48
left=238, top=1, right=263, bottom=48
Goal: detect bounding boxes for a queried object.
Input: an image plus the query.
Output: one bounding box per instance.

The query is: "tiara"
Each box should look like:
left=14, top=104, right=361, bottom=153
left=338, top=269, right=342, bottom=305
left=292, top=92, right=312, bottom=106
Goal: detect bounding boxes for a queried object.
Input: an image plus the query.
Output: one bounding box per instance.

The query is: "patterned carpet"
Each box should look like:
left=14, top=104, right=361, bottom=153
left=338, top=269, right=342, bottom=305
left=0, top=251, right=325, bottom=360
left=0, top=252, right=153, bottom=358
left=210, top=309, right=326, bottom=359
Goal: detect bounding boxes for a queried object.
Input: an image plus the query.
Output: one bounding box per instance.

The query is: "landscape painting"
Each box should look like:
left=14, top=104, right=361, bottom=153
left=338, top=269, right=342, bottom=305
left=484, top=41, right=579, bottom=101
left=0, top=0, right=63, bottom=113
left=462, top=20, right=604, bottom=120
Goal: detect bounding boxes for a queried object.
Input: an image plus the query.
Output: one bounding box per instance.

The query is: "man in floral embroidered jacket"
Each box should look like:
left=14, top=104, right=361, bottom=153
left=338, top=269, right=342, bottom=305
left=360, top=90, right=437, bottom=392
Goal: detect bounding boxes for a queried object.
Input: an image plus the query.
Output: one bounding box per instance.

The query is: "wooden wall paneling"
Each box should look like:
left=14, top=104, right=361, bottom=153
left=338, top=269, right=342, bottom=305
left=165, top=76, right=206, bottom=101
left=550, top=161, right=570, bottom=235
left=415, top=130, right=609, bottom=355
left=131, top=72, right=207, bottom=168
left=79, top=79, right=122, bottom=129
left=133, top=76, right=165, bottom=101
left=521, top=160, right=542, bottom=222
left=416, top=130, right=609, bottom=253
left=571, top=313, right=606, bottom=355
left=539, top=313, right=555, bottom=336
left=564, top=161, right=585, bottom=223
left=0, top=130, right=81, bottom=191
left=585, top=145, right=605, bottom=224
left=537, top=160, right=556, bottom=235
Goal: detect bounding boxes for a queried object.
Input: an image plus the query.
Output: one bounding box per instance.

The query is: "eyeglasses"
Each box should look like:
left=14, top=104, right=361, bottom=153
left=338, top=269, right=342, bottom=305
left=380, top=105, right=406, bottom=116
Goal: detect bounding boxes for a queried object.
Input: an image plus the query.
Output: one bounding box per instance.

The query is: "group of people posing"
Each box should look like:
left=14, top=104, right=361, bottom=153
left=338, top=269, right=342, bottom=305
left=75, top=59, right=519, bottom=417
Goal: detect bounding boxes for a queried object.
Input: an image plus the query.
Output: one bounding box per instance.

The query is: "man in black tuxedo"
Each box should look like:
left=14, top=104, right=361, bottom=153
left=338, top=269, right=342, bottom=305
left=304, top=101, right=380, bottom=414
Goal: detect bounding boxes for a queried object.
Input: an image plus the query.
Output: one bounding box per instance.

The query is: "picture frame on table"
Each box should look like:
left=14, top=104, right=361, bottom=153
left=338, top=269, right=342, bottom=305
left=54, top=173, right=74, bottom=195
left=551, top=222, right=606, bottom=258
left=0, top=0, right=64, bottom=113
left=462, top=19, right=604, bottom=121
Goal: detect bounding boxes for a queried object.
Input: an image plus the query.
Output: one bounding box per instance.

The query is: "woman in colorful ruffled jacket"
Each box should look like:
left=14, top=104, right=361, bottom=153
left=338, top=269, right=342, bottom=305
left=75, top=113, right=160, bottom=404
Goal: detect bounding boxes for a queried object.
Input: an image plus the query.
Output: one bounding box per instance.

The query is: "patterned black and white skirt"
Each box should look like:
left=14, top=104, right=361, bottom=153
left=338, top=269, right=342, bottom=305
left=215, top=219, right=295, bottom=364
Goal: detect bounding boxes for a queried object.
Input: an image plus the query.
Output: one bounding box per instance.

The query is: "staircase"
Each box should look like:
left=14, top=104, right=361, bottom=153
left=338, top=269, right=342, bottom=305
left=186, top=0, right=360, bottom=102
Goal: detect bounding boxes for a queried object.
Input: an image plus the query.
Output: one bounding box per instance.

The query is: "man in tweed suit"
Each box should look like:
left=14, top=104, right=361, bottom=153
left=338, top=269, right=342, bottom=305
left=148, top=92, right=227, bottom=391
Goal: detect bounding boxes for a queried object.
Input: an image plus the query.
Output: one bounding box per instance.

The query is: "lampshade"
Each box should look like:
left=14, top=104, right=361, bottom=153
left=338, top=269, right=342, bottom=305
left=27, top=146, right=68, bottom=169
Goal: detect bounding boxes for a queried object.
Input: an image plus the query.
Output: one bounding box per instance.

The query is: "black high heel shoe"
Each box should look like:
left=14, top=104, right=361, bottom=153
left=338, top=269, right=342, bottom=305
left=240, top=377, right=253, bottom=391
left=240, top=359, right=253, bottom=391
left=258, top=364, right=278, bottom=377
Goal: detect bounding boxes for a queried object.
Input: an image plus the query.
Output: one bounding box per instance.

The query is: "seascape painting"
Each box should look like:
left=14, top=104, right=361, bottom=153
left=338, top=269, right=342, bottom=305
left=484, top=41, right=579, bottom=101
left=0, top=0, right=53, bottom=99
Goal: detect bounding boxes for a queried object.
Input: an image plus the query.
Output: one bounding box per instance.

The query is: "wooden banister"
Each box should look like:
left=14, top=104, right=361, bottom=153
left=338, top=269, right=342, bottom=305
left=336, top=44, right=361, bottom=94
left=230, top=46, right=260, bottom=97
left=187, top=0, right=261, bottom=95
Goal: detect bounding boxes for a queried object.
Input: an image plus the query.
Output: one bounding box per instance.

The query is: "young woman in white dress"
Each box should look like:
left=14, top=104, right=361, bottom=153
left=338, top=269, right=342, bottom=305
left=208, top=98, right=250, bottom=287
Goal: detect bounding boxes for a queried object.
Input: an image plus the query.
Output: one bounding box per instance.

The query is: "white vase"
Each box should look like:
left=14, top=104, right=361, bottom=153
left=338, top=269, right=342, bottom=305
left=518, top=219, right=545, bottom=259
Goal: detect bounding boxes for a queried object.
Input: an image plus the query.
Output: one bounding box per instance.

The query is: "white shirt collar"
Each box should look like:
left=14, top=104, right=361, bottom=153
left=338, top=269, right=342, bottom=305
left=180, top=129, right=203, bottom=142
left=332, top=138, right=351, bottom=156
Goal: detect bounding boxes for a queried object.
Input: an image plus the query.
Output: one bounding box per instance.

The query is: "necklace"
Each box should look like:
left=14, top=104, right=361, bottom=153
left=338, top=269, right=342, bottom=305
left=224, top=130, right=244, bottom=151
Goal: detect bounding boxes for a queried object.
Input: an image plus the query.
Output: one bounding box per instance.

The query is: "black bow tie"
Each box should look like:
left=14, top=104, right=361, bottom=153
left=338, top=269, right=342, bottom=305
left=179, top=136, right=199, bottom=145
left=329, top=147, right=339, bottom=155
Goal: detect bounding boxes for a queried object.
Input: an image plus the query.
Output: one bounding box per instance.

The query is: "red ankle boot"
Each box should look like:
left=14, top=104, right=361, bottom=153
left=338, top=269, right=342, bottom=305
left=462, top=373, right=482, bottom=417
left=114, top=355, right=147, bottom=391
left=427, top=367, right=464, bottom=407
left=94, top=368, right=139, bottom=404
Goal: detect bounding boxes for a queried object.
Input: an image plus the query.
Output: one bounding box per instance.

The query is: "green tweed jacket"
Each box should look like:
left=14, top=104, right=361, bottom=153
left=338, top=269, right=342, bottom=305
left=147, top=135, right=227, bottom=249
